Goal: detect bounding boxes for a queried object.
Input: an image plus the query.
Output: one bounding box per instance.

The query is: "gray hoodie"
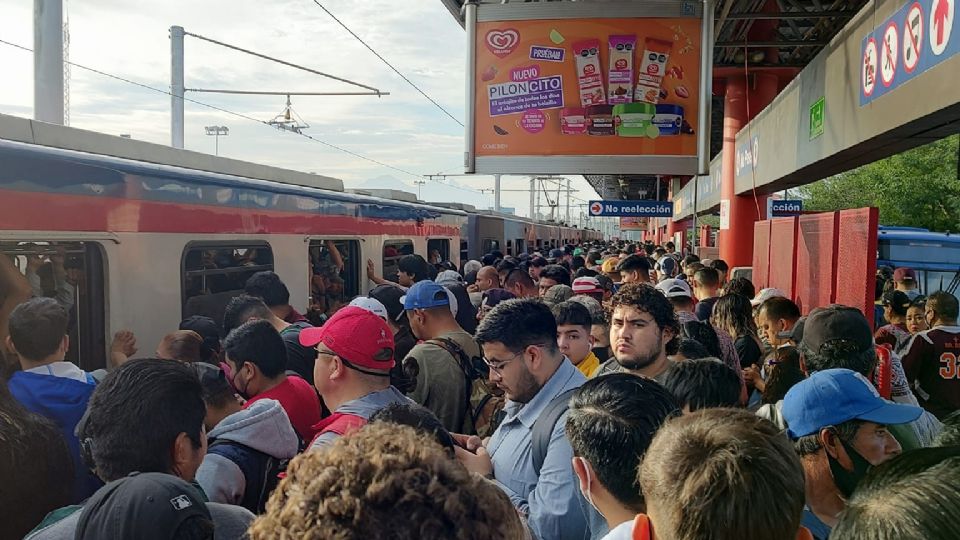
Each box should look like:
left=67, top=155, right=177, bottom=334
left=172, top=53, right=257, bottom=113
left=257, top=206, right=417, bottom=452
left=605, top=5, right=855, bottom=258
left=196, top=399, right=300, bottom=506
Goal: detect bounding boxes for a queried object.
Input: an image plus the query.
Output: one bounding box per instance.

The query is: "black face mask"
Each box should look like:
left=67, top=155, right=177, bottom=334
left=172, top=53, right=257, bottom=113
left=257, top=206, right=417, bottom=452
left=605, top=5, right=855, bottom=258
left=827, top=436, right=873, bottom=498
left=592, top=346, right=610, bottom=361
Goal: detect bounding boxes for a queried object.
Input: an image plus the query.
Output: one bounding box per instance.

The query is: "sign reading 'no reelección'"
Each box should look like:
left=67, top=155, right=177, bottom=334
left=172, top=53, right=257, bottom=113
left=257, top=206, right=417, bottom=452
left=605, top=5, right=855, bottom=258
left=589, top=200, right=674, bottom=218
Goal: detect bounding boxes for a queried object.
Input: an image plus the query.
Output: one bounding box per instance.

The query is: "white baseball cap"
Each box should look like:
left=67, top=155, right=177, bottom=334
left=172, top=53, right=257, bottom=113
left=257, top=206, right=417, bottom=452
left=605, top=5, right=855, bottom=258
left=348, top=297, right=389, bottom=320
left=751, top=288, right=787, bottom=307
left=654, top=278, right=693, bottom=299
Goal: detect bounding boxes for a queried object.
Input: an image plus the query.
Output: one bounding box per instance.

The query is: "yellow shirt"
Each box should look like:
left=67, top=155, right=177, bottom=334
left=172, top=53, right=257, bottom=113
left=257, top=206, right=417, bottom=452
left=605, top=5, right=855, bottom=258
left=576, top=352, right=601, bottom=378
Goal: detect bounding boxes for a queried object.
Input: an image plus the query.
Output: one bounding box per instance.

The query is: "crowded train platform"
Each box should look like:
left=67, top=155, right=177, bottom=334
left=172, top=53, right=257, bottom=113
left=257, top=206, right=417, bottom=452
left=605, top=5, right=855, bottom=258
left=2, top=240, right=958, bottom=540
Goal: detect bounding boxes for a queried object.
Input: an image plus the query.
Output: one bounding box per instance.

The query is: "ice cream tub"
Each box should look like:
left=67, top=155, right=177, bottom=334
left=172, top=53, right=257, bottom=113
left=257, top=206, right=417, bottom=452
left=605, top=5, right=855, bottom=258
left=613, top=102, right=658, bottom=138
left=586, top=105, right=615, bottom=136
left=561, top=107, right=588, bottom=135
left=652, top=104, right=684, bottom=135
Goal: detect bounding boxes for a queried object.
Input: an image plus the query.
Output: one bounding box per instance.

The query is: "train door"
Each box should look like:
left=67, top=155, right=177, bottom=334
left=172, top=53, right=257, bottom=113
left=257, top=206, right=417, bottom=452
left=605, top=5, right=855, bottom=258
left=2, top=240, right=107, bottom=372
left=308, top=238, right=361, bottom=322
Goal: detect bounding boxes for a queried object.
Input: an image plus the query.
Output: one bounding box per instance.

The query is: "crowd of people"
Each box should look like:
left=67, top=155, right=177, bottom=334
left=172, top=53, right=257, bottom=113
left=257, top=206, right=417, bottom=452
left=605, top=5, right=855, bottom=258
left=2, top=239, right=959, bottom=540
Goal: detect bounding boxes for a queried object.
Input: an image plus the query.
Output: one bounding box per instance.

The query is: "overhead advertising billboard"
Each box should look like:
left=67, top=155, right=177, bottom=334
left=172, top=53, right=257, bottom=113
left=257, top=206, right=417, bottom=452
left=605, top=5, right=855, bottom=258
left=620, top=216, right=649, bottom=230
left=467, top=2, right=705, bottom=176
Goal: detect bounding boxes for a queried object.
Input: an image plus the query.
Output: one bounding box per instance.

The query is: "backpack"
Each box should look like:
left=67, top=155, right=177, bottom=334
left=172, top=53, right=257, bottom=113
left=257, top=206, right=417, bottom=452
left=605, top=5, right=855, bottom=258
left=206, top=439, right=290, bottom=514
left=531, top=387, right=578, bottom=476
left=427, top=337, right=506, bottom=438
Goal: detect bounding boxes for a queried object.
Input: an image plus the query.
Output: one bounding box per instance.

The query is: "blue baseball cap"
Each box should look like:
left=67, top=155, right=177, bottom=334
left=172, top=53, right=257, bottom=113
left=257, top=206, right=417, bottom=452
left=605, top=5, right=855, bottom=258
left=782, top=368, right=923, bottom=440
left=401, top=280, right=450, bottom=311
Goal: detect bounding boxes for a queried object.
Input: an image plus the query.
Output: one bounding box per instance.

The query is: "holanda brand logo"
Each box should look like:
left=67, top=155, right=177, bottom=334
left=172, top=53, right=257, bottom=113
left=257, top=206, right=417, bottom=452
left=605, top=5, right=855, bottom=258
left=486, top=29, right=520, bottom=58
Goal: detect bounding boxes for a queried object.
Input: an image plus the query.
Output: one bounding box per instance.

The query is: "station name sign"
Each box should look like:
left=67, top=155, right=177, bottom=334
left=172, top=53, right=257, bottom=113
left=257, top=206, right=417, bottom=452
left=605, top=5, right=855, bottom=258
left=589, top=200, right=673, bottom=218
left=769, top=199, right=803, bottom=217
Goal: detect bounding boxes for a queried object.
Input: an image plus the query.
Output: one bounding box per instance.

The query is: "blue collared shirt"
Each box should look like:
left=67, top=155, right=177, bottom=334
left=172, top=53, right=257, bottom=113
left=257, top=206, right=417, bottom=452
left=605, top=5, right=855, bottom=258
left=488, top=360, right=588, bottom=540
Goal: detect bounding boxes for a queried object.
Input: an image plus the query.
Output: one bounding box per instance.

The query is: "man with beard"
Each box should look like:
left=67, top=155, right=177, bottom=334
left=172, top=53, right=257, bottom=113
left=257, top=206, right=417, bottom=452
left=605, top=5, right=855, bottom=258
left=596, top=283, right=679, bottom=383
left=454, top=298, right=588, bottom=540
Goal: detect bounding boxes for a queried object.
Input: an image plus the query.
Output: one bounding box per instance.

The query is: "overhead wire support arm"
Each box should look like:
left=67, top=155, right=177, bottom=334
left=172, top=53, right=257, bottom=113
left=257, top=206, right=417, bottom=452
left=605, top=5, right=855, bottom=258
left=184, top=89, right=390, bottom=96
left=182, top=30, right=386, bottom=95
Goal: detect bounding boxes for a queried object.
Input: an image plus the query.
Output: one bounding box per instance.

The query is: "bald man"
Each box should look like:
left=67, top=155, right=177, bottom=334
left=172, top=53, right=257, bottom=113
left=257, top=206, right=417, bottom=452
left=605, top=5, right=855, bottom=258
left=469, top=266, right=501, bottom=293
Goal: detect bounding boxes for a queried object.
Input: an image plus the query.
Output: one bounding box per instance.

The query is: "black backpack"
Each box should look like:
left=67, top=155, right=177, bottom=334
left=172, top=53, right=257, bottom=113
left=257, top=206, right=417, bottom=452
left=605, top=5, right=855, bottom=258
left=427, top=337, right=506, bottom=438
left=206, top=439, right=290, bottom=514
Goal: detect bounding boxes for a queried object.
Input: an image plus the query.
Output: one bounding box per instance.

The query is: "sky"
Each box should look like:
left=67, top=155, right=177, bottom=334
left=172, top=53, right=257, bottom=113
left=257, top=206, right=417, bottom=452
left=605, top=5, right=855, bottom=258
left=0, top=0, right=602, bottom=220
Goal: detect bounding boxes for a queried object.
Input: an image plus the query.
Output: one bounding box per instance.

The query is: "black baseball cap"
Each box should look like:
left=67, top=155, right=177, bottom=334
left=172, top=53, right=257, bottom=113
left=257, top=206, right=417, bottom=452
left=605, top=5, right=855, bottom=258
left=369, top=283, right=406, bottom=322
left=76, top=472, right=211, bottom=540
left=800, top=306, right=873, bottom=354
left=777, top=317, right=806, bottom=342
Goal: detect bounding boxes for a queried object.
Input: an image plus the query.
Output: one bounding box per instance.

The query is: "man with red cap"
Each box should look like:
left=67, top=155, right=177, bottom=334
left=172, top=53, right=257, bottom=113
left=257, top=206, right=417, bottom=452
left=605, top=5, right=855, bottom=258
left=893, top=267, right=921, bottom=301
left=299, top=306, right=412, bottom=450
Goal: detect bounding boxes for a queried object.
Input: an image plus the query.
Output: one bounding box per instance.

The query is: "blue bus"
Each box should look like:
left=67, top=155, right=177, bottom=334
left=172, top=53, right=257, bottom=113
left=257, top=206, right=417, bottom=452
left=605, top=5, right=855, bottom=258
left=877, top=226, right=960, bottom=295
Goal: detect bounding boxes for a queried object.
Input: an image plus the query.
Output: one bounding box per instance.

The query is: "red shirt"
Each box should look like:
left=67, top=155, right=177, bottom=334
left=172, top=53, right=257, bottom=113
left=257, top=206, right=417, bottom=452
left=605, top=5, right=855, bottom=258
left=901, top=325, right=960, bottom=419
left=245, top=376, right=321, bottom=441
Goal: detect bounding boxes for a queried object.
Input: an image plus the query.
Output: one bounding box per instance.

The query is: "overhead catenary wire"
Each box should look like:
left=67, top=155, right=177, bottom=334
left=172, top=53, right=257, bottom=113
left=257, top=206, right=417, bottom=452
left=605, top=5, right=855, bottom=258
left=0, top=37, right=477, bottom=185
left=310, top=0, right=465, bottom=127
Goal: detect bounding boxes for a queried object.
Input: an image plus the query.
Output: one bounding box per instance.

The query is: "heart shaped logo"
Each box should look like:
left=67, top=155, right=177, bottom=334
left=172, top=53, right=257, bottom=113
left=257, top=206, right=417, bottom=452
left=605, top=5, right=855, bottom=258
left=485, top=29, right=520, bottom=58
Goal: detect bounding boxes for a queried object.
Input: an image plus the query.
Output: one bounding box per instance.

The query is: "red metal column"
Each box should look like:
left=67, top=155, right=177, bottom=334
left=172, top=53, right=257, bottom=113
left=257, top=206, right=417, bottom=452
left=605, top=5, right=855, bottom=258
left=717, top=73, right=778, bottom=266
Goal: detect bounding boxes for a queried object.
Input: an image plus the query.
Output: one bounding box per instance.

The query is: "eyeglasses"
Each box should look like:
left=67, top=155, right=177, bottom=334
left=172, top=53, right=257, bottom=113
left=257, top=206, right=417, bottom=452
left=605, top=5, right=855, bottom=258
left=483, top=343, right=546, bottom=374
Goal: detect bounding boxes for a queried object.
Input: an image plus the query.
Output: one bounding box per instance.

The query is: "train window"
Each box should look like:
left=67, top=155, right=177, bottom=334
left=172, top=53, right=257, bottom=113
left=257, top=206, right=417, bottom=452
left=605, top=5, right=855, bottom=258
left=2, top=241, right=107, bottom=371
left=181, top=242, right=274, bottom=324
left=309, top=239, right=359, bottom=324
left=427, top=239, right=450, bottom=265
left=482, top=239, right=500, bottom=254
left=516, top=238, right=525, bottom=256
left=382, top=240, right=414, bottom=280
left=459, top=240, right=469, bottom=264
left=506, top=240, right=513, bottom=256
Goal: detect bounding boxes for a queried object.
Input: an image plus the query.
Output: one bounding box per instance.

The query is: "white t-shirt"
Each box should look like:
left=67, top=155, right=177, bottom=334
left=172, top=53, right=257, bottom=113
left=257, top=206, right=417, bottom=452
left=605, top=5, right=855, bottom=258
left=601, top=520, right=635, bottom=540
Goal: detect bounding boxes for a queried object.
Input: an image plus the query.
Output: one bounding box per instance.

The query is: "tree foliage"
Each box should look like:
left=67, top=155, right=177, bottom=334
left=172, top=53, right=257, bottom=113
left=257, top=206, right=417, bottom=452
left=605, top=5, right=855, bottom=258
left=797, top=135, right=960, bottom=232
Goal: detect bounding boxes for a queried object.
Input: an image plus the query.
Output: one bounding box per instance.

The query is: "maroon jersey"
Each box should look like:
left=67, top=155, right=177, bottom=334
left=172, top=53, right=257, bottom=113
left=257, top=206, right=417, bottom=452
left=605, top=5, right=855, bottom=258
left=901, top=325, right=960, bottom=419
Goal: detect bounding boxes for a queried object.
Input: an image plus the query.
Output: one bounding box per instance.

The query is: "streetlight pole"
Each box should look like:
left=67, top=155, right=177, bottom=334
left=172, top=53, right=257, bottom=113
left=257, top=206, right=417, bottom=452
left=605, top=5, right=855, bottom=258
left=414, top=179, right=427, bottom=199
left=204, top=125, right=229, bottom=155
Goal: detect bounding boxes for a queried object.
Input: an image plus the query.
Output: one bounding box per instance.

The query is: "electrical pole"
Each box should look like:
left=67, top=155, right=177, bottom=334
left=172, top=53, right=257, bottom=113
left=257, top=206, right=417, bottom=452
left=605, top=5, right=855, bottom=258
left=494, top=174, right=502, bottom=212
left=34, top=0, right=64, bottom=125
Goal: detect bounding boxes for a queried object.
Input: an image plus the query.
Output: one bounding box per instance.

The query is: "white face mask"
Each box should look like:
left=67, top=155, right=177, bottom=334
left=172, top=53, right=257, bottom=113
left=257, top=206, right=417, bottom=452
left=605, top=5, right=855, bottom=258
left=576, top=456, right=603, bottom=517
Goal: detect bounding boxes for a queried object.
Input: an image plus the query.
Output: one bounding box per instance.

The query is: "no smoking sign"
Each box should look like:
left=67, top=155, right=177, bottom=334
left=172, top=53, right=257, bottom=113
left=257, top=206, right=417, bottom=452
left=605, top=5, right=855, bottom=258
left=903, top=3, right=923, bottom=72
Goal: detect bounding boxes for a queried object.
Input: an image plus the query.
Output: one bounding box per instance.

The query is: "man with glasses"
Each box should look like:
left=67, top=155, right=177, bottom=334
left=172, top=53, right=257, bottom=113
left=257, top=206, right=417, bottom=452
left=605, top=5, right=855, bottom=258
left=455, top=298, right=588, bottom=540
left=299, top=306, right=412, bottom=450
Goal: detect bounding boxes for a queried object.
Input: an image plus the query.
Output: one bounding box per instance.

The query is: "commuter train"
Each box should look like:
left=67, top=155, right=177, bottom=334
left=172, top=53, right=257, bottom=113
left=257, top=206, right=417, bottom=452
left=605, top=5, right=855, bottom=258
left=0, top=115, right=600, bottom=371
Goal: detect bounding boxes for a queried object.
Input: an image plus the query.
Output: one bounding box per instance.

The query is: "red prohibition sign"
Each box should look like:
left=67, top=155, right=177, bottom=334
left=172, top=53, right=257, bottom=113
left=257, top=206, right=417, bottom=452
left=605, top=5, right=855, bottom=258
left=863, top=37, right=878, bottom=97
left=904, top=2, right=924, bottom=73
left=881, top=21, right=899, bottom=86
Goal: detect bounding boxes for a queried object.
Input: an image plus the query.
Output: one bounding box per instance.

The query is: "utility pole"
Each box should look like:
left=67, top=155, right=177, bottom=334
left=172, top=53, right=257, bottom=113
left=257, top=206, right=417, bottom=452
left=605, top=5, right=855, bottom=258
left=493, top=174, right=502, bottom=212
left=34, top=0, right=64, bottom=125
left=565, top=177, right=571, bottom=225
left=170, top=25, right=185, bottom=148
left=204, top=125, right=229, bottom=155
left=529, top=176, right=536, bottom=219
left=414, top=179, right=427, bottom=199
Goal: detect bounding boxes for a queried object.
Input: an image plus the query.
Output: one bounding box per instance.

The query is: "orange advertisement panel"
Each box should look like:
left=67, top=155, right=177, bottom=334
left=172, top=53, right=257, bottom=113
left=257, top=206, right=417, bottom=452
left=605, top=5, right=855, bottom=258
left=620, top=216, right=648, bottom=230
left=474, top=17, right=701, bottom=170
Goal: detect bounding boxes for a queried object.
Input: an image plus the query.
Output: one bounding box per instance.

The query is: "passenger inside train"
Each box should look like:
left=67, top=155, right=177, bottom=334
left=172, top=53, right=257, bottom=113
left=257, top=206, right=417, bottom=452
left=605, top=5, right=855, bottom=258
left=2, top=238, right=958, bottom=540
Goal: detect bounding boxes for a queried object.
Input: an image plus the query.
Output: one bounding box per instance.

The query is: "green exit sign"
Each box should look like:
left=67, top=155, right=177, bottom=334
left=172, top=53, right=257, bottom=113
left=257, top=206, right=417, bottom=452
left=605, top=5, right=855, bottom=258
left=809, top=97, right=825, bottom=140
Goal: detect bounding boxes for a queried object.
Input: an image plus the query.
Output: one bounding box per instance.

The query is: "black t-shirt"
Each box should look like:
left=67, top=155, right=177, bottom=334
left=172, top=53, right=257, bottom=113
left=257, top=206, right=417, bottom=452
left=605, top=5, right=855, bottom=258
left=735, top=335, right=763, bottom=369
left=280, top=322, right=317, bottom=384
left=695, top=297, right=719, bottom=321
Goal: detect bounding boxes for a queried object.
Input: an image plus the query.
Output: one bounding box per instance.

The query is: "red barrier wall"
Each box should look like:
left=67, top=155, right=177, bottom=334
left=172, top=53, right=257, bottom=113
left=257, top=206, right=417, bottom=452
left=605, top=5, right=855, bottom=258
left=769, top=218, right=798, bottom=299
left=795, top=213, right=839, bottom=314
left=835, top=208, right=879, bottom=327
left=751, top=207, right=877, bottom=321
left=752, top=221, right=771, bottom=290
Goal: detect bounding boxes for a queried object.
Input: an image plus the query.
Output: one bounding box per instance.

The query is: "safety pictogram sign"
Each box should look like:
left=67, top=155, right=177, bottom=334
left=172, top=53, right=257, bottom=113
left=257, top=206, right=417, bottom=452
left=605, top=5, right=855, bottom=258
left=903, top=3, right=924, bottom=72
left=931, top=0, right=954, bottom=55
left=862, top=37, right=878, bottom=97
left=881, top=23, right=899, bottom=86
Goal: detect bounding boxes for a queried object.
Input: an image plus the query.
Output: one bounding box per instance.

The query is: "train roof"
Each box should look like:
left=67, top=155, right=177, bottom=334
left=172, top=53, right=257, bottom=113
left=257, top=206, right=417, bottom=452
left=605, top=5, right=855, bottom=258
left=0, top=114, right=467, bottom=218
left=879, top=227, right=960, bottom=244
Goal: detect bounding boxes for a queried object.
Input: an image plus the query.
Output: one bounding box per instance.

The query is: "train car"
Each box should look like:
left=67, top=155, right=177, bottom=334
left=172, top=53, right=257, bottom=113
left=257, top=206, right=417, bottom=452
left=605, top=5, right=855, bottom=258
left=0, top=116, right=466, bottom=371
